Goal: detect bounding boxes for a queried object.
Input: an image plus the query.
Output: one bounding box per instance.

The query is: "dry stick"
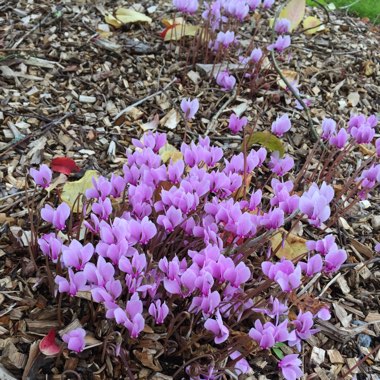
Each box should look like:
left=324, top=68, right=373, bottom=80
left=0, top=112, right=74, bottom=158
left=113, top=77, right=177, bottom=122
left=341, top=344, right=380, bottom=378
left=269, top=6, right=320, bottom=144
left=11, top=10, right=56, bottom=49
left=205, top=87, right=237, bottom=135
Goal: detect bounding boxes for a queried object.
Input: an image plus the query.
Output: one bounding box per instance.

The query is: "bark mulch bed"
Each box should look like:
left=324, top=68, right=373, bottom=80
left=0, top=0, right=379, bottom=379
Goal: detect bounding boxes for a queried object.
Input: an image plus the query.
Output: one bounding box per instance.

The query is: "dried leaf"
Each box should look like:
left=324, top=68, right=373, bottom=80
left=303, top=16, right=325, bottom=35
left=347, top=92, right=360, bottom=107
left=164, top=23, right=200, bottom=41
left=39, top=329, right=61, bottom=356
left=271, top=229, right=308, bottom=260
left=61, top=170, right=99, bottom=211
left=159, top=144, right=183, bottom=163
left=115, top=8, right=152, bottom=24
left=160, top=108, right=180, bottom=130
left=104, top=14, right=123, bottom=29
left=51, top=157, right=80, bottom=175
left=245, top=131, right=285, bottom=157
left=277, top=69, right=298, bottom=90
left=279, top=0, right=306, bottom=32
left=363, top=60, right=374, bottom=76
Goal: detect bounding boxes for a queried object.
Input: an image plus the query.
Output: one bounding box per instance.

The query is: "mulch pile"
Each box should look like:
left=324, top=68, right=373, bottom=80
left=0, top=0, right=379, bottom=379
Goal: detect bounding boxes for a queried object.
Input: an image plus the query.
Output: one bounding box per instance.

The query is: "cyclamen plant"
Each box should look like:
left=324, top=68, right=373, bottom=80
left=30, top=110, right=379, bottom=379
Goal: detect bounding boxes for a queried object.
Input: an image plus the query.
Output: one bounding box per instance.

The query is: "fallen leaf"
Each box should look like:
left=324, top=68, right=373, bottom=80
left=61, top=170, right=98, bottom=211
left=105, top=14, right=123, bottom=29
left=140, top=114, right=159, bottom=132
left=271, top=229, right=308, bottom=260
left=277, top=69, right=298, bottom=90
left=347, top=92, right=360, bottom=107
left=303, top=16, right=325, bottom=34
left=363, top=60, right=374, bottom=76
left=245, top=131, right=285, bottom=157
left=39, top=329, right=61, bottom=356
left=116, top=8, right=152, bottom=24
left=279, top=0, right=306, bottom=32
left=159, top=144, right=183, bottom=163
left=164, top=23, right=200, bottom=41
left=105, top=8, right=152, bottom=28
left=160, top=108, right=180, bottom=130
left=51, top=157, right=80, bottom=175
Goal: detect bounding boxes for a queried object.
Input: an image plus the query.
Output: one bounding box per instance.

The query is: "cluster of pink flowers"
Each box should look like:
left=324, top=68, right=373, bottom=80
left=171, top=0, right=288, bottom=93
left=30, top=110, right=379, bottom=379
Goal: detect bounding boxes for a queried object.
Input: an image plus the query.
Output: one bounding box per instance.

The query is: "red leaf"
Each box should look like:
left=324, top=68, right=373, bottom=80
left=51, top=157, right=80, bottom=175
left=160, top=24, right=178, bottom=39
left=39, top=329, right=61, bottom=356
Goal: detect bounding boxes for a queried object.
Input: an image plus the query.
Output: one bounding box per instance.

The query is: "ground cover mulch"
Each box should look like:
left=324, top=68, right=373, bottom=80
left=0, top=0, right=380, bottom=379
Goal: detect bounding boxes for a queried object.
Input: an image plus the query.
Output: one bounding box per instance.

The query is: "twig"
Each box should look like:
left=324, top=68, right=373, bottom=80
left=0, top=189, right=34, bottom=203
left=0, top=113, right=74, bottom=158
left=319, top=273, right=341, bottom=297
left=270, top=6, right=319, bottom=143
left=205, top=87, right=237, bottom=136
left=113, top=77, right=177, bottom=122
left=341, top=344, right=380, bottom=378
left=11, top=9, right=58, bottom=49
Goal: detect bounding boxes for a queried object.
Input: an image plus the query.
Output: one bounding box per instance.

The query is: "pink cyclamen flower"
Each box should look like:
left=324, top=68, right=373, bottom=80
left=247, top=0, right=261, bottom=11
left=269, top=153, right=294, bottom=176
left=249, top=319, right=290, bottom=349
left=204, top=310, right=229, bottom=344
left=62, top=240, right=94, bottom=270
left=62, top=328, right=86, bottom=353
left=181, top=98, right=199, bottom=120
left=173, top=0, right=198, bottom=14
left=288, top=311, right=319, bottom=351
left=55, top=268, right=87, bottom=297
left=279, top=354, right=303, bottom=380
left=213, top=31, right=235, bottom=50
left=275, top=19, right=291, bottom=34
left=148, top=300, right=169, bottom=324
left=41, top=202, right=70, bottom=230
left=262, top=0, right=275, bottom=9
left=375, top=139, right=380, bottom=157
left=38, top=233, right=62, bottom=263
left=216, top=70, right=236, bottom=92
left=228, top=113, right=248, bottom=134
left=321, top=118, right=336, bottom=140
left=229, top=351, right=251, bottom=374
left=271, top=114, right=291, bottom=137
left=30, top=164, right=52, bottom=189
left=268, top=35, right=291, bottom=52
left=262, top=259, right=302, bottom=292
left=329, top=128, right=348, bottom=149
left=299, top=182, right=334, bottom=227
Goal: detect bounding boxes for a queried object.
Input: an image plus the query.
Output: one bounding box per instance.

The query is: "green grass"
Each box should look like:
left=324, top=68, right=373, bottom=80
left=306, top=0, right=380, bottom=24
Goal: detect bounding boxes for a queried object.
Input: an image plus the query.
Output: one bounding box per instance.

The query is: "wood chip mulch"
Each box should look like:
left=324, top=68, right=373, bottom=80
left=0, top=0, right=379, bottom=379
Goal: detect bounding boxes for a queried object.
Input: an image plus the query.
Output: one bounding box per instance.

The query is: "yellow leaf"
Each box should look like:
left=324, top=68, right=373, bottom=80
left=303, top=16, right=325, bottom=35
left=162, top=17, right=184, bottom=27
left=164, top=23, right=200, bottom=41
left=61, top=170, right=99, bottom=212
left=277, top=69, right=298, bottom=90
left=115, top=8, right=152, bottom=24
left=279, top=0, right=305, bottom=32
left=159, top=144, right=183, bottom=163
left=105, top=14, right=123, bottom=29
left=271, top=229, right=308, bottom=260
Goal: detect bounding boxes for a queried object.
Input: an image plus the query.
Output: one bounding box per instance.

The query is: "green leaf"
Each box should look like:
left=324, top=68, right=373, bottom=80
left=279, top=0, right=306, bottom=32
left=245, top=131, right=285, bottom=157
left=272, top=347, right=284, bottom=359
